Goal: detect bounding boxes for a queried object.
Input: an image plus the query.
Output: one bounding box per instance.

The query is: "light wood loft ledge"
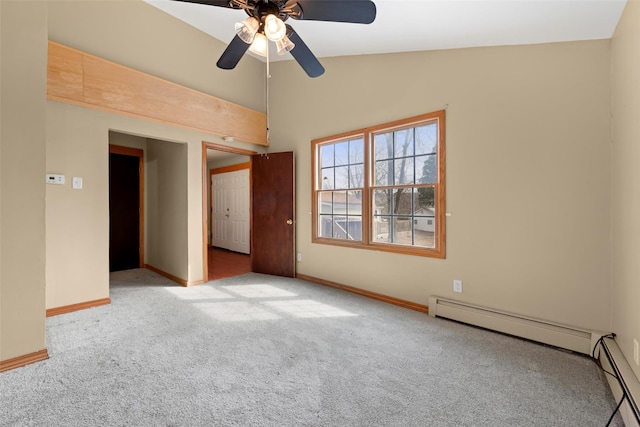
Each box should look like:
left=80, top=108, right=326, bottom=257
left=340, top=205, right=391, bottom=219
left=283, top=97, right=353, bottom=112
left=47, top=41, right=267, bottom=146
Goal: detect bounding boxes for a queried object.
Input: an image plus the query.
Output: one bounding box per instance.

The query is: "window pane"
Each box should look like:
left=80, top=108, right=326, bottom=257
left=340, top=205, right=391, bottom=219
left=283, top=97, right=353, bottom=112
left=372, top=216, right=390, bottom=243
left=347, top=216, right=362, bottom=241
left=318, top=192, right=333, bottom=214
left=335, top=141, right=349, bottom=166
left=347, top=191, right=362, bottom=215
left=374, top=133, right=393, bottom=160
left=415, top=123, right=437, bottom=155
left=394, top=157, right=414, bottom=185
left=333, top=191, right=347, bottom=214
left=373, top=189, right=392, bottom=215
left=349, top=164, right=364, bottom=188
left=415, top=186, right=435, bottom=211
left=335, top=166, right=349, bottom=189
left=321, top=168, right=334, bottom=189
left=375, top=160, right=393, bottom=186
left=320, top=144, right=334, bottom=168
left=319, top=214, right=333, bottom=238
left=414, top=216, right=435, bottom=248
left=349, top=138, right=364, bottom=163
left=416, top=154, right=437, bottom=184
left=394, top=129, right=414, bottom=158
left=334, top=217, right=348, bottom=239
left=391, top=217, right=413, bottom=245
left=393, top=188, right=413, bottom=215
left=318, top=190, right=363, bottom=242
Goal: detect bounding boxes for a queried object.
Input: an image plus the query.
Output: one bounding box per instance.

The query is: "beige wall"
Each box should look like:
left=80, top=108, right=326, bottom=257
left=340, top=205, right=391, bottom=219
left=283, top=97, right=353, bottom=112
left=43, top=0, right=266, bottom=311
left=269, top=40, right=612, bottom=332
left=1, top=1, right=48, bottom=360
left=146, top=139, right=188, bottom=278
left=109, top=132, right=148, bottom=152
left=611, top=0, right=640, bottom=380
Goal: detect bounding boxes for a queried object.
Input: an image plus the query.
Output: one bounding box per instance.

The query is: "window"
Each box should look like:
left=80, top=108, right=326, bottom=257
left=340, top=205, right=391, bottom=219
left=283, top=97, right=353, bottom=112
left=312, top=110, right=445, bottom=258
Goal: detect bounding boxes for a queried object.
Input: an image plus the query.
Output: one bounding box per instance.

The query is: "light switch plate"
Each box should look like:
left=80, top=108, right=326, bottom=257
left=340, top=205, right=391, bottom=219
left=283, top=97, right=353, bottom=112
left=72, top=177, right=83, bottom=189
left=453, top=280, right=463, bottom=293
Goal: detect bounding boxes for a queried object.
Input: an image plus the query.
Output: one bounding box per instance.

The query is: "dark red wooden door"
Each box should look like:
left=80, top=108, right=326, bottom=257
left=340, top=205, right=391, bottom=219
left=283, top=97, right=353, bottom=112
left=250, top=152, right=295, bottom=277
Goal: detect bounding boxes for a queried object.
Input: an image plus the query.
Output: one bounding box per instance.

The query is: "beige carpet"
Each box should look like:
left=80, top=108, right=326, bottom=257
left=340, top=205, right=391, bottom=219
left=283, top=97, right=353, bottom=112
left=0, top=269, right=623, bottom=426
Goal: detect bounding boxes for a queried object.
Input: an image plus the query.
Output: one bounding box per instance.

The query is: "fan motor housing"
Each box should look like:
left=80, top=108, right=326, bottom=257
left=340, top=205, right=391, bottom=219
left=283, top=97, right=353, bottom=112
left=246, top=1, right=291, bottom=23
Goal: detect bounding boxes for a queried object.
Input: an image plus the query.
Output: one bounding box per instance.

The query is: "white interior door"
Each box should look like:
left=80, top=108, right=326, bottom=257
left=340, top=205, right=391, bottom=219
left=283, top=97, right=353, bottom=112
left=211, top=169, right=250, bottom=254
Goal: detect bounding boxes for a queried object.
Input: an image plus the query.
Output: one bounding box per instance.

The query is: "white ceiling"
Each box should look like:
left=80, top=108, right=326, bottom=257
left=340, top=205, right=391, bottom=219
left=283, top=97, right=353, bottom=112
left=146, top=0, right=627, bottom=62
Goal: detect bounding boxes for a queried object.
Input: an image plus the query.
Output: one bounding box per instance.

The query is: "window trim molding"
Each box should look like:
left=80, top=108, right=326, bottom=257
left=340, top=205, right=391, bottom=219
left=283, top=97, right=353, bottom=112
left=311, top=110, right=446, bottom=258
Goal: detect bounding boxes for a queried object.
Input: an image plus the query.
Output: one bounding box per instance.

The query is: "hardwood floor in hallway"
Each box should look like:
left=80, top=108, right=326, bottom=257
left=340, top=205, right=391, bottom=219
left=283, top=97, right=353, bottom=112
left=208, top=247, right=251, bottom=281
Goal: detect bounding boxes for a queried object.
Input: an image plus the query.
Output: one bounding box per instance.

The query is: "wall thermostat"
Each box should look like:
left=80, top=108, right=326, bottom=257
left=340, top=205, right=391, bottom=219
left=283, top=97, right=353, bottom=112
left=46, top=174, right=65, bottom=185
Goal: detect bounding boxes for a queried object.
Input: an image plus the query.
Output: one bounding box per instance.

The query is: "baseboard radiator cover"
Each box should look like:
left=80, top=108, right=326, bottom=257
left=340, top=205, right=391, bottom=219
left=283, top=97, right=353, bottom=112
left=428, top=296, right=597, bottom=355
left=597, top=337, right=640, bottom=427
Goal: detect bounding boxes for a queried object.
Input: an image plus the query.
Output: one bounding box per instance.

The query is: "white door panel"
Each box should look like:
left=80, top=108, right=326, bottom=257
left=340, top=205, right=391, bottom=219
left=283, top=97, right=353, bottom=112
left=211, top=168, right=250, bottom=254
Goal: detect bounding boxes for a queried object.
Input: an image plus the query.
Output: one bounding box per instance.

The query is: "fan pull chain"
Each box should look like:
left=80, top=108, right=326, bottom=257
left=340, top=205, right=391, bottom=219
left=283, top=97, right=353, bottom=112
left=265, top=42, right=271, bottom=145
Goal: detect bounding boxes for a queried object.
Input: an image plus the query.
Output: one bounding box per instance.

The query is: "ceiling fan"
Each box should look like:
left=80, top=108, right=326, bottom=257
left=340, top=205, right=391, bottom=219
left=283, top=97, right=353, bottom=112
left=172, top=0, right=377, bottom=77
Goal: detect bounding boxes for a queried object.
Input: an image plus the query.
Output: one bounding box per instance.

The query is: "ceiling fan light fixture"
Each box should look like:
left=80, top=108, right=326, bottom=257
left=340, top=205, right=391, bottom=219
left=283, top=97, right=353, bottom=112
left=205, top=0, right=376, bottom=77
left=264, top=14, right=286, bottom=41
left=249, top=32, right=268, bottom=57
left=234, top=16, right=260, bottom=44
left=276, top=35, right=295, bottom=55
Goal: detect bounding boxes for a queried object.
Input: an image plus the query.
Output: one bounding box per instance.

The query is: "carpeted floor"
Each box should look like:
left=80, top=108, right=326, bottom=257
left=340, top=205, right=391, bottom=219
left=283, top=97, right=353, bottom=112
left=0, top=269, right=624, bottom=426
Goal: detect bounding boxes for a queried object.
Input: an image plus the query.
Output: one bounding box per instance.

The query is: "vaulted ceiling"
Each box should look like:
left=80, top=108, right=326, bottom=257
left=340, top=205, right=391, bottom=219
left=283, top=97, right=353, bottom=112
left=146, top=0, right=627, bottom=62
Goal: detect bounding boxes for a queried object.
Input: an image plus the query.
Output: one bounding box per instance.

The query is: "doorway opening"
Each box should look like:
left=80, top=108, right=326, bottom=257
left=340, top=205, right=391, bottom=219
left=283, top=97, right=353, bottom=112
left=202, top=142, right=257, bottom=281
left=109, top=144, right=144, bottom=272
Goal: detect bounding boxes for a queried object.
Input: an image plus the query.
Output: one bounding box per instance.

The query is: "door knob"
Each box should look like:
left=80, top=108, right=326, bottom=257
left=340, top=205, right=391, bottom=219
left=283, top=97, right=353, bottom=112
left=286, top=219, right=293, bottom=225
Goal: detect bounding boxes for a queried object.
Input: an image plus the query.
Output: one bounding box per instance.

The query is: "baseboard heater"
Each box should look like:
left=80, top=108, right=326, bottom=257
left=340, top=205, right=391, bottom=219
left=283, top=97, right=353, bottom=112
left=597, top=337, right=640, bottom=427
left=428, top=296, right=599, bottom=355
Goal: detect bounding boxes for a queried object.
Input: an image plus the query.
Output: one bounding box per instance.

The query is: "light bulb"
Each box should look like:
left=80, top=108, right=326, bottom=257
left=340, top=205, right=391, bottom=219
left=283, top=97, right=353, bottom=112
left=234, top=17, right=260, bottom=44
left=249, top=32, right=268, bottom=57
left=264, top=14, right=286, bottom=41
left=276, top=35, right=295, bottom=55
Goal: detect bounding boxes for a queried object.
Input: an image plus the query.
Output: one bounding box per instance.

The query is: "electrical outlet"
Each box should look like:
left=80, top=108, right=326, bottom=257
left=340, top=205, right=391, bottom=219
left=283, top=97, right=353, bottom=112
left=453, top=280, right=463, bottom=293
left=296, top=252, right=302, bottom=262
left=634, top=339, right=639, bottom=366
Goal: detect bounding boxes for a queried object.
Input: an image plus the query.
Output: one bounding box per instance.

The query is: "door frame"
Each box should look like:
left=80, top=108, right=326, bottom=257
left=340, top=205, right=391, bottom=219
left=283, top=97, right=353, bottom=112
left=202, top=141, right=257, bottom=281
left=109, top=144, right=144, bottom=268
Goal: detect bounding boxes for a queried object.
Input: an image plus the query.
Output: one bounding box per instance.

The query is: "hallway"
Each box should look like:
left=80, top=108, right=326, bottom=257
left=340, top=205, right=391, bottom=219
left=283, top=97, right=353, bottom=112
left=208, top=247, right=251, bottom=281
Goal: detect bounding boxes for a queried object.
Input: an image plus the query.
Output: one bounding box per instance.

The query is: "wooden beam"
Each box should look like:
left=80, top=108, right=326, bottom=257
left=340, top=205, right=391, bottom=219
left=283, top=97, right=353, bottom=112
left=47, top=41, right=267, bottom=146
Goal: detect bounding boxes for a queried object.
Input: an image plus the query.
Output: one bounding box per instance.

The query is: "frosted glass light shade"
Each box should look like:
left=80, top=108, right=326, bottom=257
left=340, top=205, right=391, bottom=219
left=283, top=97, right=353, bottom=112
left=249, top=32, right=268, bottom=57
left=235, top=17, right=260, bottom=44
left=264, top=14, right=286, bottom=41
left=276, top=35, right=295, bottom=55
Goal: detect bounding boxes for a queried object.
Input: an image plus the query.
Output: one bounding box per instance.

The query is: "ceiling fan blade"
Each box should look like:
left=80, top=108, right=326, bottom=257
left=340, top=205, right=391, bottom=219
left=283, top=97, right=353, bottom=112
left=292, top=0, right=376, bottom=24
left=170, top=0, right=237, bottom=8
left=286, top=26, right=325, bottom=78
left=217, top=35, right=250, bottom=70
